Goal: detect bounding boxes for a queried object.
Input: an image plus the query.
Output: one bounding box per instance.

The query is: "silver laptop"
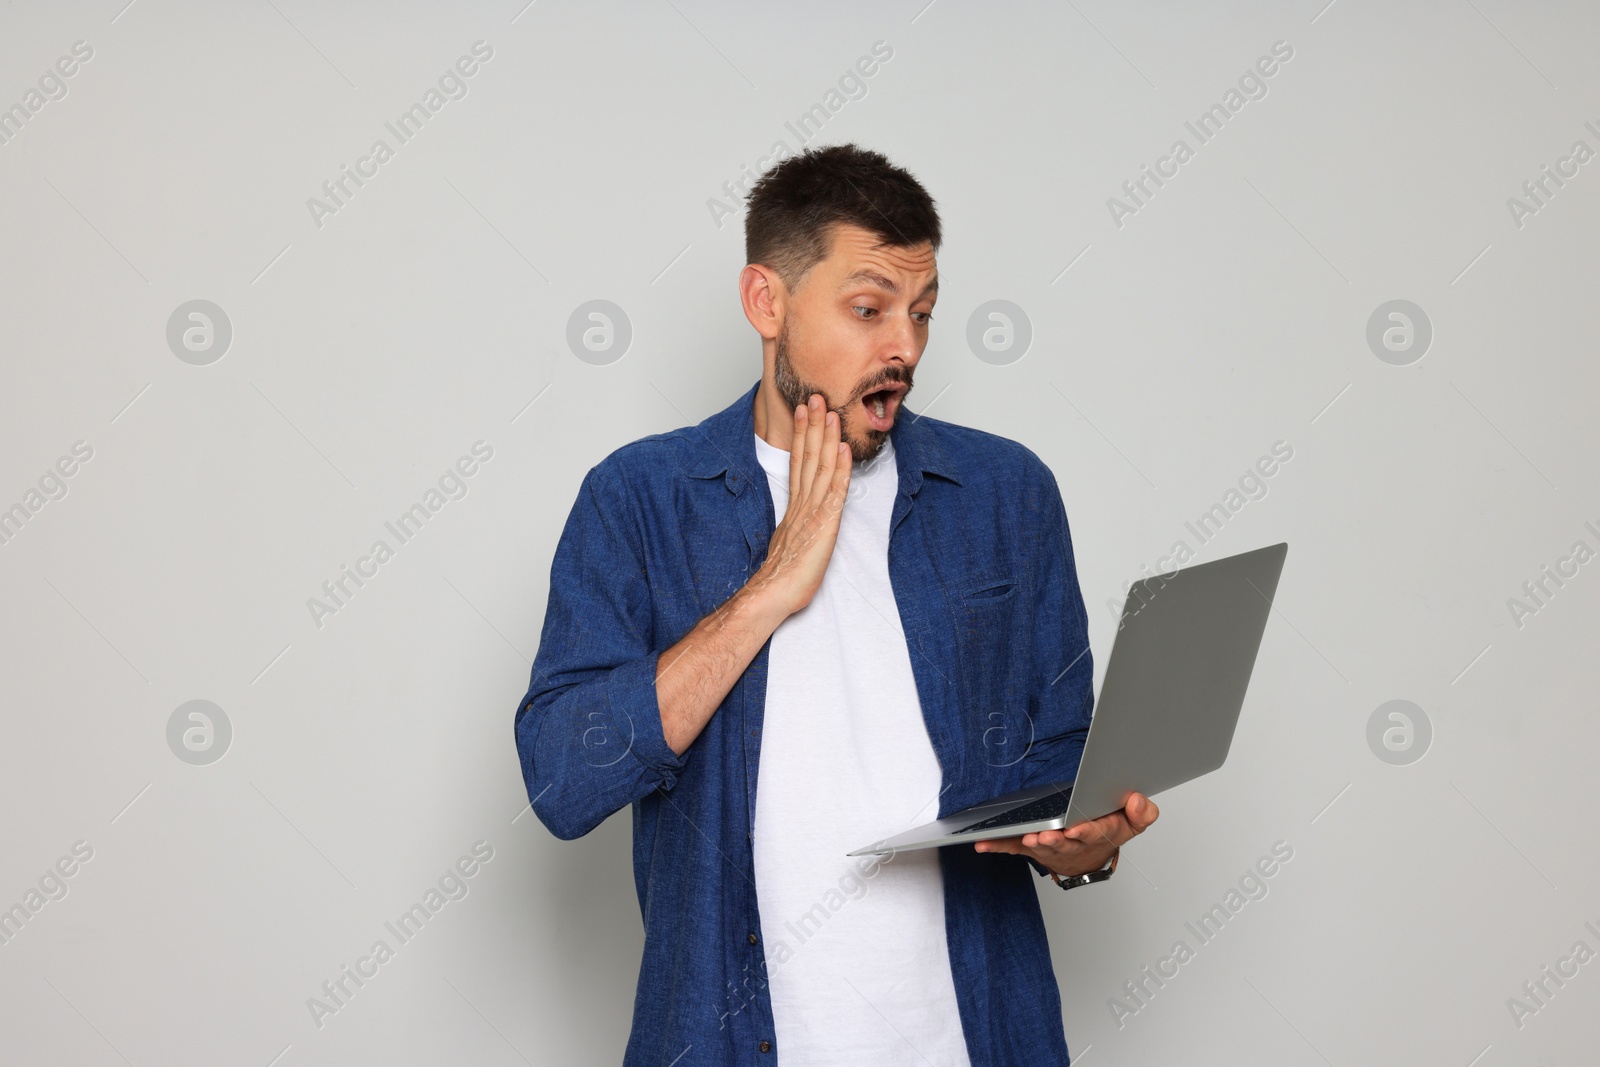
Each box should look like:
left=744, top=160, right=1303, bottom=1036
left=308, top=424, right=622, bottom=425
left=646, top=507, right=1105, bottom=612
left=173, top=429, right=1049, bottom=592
left=847, top=542, right=1287, bottom=856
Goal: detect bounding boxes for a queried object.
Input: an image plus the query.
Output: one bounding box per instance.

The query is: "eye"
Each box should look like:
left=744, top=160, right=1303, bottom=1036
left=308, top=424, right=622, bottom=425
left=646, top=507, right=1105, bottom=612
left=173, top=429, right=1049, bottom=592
left=913, top=311, right=933, bottom=325
left=851, top=305, right=877, bottom=319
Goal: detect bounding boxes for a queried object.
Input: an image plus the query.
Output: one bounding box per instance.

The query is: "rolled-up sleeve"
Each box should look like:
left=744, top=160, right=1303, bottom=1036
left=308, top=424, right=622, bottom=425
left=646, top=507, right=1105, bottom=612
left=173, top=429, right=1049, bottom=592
left=514, top=464, right=687, bottom=841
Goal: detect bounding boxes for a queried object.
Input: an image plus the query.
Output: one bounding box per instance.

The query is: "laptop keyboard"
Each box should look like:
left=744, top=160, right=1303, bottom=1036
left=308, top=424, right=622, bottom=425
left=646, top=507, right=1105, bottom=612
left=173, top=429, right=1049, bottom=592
left=950, top=790, right=1073, bottom=835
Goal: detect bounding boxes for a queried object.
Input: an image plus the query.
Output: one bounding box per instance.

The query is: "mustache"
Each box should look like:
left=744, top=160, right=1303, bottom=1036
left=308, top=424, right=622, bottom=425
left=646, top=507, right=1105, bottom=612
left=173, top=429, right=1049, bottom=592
left=850, top=366, right=914, bottom=403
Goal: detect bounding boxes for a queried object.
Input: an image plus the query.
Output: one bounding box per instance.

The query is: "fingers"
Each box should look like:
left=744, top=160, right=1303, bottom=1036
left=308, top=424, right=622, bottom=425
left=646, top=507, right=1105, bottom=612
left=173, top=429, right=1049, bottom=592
left=1071, top=813, right=1134, bottom=850
left=809, top=413, right=848, bottom=520
left=797, top=394, right=824, bottom=500
left=977, top=798, right=1160, bottom=871
left=1129, top=793, right=1160, bottom=832
left=828, top=435, right=852, bottom=509
left=1081, top=796, right=1155, bottom=840
left=972, top=837, right=1023, bottom=855
left=1060, top=795, right=1158, bottom=847
left=786, top=403, right=805, bottom=511
left=779, top=394, right=851, bottom=529
left=809, top=409, right=839, bottom=510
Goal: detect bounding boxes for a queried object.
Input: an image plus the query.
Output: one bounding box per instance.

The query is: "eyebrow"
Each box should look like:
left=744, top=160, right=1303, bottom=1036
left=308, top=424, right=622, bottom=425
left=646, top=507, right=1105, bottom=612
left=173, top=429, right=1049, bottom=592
left=839, top=269, right=938, bottom=300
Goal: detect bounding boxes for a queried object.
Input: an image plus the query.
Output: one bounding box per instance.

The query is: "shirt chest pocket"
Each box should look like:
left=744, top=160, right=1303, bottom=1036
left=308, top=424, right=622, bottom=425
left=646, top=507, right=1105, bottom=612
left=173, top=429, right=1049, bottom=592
left=953, top=574, right=1029, bottom=767
left=954, top=575, right=1021, bottom=657
left=962, top=576, right=1018, bottom=603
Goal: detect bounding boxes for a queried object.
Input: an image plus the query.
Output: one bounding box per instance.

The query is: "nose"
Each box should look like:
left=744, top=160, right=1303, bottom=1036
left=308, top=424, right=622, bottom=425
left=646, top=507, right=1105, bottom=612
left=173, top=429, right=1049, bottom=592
left=884, top=312, right=921, bottom=369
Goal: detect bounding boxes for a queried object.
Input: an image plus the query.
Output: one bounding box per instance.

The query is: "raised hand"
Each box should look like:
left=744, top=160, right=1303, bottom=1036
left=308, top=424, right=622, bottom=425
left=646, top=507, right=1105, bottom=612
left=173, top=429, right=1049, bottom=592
left=750, top=393, right=853, bottom=619
left=653, top=393, right=853, bottom=755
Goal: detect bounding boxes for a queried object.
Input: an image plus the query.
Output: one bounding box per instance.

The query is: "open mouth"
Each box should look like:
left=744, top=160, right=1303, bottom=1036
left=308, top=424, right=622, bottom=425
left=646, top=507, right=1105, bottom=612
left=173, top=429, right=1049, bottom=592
left=859, top=383, right=907, bottom=432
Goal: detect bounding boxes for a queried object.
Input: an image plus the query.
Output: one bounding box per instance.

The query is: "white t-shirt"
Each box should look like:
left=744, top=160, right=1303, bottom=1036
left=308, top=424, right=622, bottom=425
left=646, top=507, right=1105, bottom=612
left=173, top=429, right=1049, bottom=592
left=751, top=432, right=971, bottom=1065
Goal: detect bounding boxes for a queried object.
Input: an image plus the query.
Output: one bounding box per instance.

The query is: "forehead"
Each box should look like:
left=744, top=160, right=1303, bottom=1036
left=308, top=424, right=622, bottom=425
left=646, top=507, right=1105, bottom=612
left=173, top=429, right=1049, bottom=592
left=821, top=222, right=936, bottom=279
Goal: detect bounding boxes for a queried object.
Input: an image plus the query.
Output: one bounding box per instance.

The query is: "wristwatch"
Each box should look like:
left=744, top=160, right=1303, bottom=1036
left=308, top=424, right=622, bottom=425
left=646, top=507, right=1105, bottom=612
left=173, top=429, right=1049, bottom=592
left=1047, top=847, right=1118, bottom=891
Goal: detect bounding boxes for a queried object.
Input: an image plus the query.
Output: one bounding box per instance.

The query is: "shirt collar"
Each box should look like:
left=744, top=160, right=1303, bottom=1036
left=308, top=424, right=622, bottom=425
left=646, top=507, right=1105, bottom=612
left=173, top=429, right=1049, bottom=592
left=685, top=379, right=964, bottom=494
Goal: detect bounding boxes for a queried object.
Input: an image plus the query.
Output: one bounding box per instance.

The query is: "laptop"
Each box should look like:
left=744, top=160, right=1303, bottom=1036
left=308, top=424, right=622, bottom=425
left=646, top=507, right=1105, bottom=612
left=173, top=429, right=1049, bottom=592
left=847, top=542, right=1287, bottom=856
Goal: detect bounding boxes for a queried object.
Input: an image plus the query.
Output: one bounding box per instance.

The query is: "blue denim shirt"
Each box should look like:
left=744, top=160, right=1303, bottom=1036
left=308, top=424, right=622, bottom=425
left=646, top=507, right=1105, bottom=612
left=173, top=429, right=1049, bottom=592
left=515, top=380, right=1095, bottom=1065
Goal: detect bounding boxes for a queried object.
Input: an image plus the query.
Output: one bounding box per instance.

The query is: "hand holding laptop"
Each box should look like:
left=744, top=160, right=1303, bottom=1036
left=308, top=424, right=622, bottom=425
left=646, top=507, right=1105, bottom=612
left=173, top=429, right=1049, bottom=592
left=973, top=792, right=1159, bottom=878
left=847, top=544, right=1287, bottom=872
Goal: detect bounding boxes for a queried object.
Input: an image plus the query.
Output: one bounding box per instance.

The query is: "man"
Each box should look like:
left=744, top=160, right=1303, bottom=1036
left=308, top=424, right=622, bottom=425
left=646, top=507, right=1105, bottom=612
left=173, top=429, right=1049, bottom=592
left=515, top=143, right=1158, bottom=1065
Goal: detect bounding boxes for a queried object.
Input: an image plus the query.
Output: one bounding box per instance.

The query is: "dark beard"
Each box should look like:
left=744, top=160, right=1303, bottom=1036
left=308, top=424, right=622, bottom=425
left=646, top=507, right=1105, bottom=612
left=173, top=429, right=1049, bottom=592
left=773, top=321, right=909, bottom=465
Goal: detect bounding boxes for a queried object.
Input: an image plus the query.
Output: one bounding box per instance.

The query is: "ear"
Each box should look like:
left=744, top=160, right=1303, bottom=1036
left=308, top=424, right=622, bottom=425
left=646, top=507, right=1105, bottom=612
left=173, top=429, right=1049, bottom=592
left=739, top=263, right=783, bottom=341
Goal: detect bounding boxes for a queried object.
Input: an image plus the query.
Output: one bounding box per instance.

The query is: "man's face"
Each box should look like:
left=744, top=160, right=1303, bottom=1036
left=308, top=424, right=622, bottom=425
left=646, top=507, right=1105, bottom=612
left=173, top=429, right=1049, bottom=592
left=772, top=223, right=937, bottom=464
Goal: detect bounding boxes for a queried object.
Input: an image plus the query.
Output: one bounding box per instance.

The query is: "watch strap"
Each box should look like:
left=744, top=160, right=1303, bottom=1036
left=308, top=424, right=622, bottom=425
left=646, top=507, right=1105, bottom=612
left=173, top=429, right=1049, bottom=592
left=1049, top=846, right=1119, bottom=890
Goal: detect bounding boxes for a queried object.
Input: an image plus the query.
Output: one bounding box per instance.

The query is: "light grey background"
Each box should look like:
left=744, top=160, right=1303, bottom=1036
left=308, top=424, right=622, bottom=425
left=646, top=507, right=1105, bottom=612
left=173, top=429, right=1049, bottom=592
left=2, top=1, right=1596, bottom=1064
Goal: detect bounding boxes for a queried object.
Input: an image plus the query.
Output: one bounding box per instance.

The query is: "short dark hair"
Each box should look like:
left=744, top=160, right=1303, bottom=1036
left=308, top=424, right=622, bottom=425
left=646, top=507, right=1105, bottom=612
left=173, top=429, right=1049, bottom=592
left=744, top=143, right=941, bottom=292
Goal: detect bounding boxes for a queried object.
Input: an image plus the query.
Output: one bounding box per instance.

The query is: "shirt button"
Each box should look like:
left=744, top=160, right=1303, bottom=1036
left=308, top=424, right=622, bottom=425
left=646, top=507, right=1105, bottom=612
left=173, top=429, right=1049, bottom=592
left=747, top=932, right=758, bottom=944
left=759, top=1040, right=772, bottom=1053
